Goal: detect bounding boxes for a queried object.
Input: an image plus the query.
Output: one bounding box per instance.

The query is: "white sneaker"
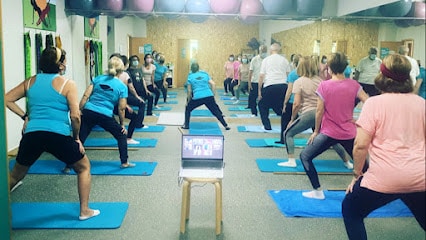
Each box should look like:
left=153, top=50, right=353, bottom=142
left=277, top=161, right=297, bottom=167
left=230, top=97, right=236, bottom=100
left=302, top=190, right=325, bottom=200
left=154, top=105, right=160, bottom=109
left=344, top=161, right=354, bottom=169
left=233, top=100, right=240, bottom=104
left=261, top=126, right=273, bottom=132
left=251, top=114, right=257, bottom=117
left=127, top=139, right=140, bottom=144
left=142, top=125, right=149, bottom=129
left=11, top=181, right=23, bottom=192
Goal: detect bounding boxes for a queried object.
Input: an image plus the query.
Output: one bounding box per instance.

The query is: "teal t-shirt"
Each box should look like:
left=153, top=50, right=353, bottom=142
left=154, top=63, right=168, bottom=82
left=287, top=69, right=299, bottom=104
left=418, top=67, right=425, bottom=99
left=187, top=71, right=213, bottom=100
left=84, top=74, right=128, bottom=117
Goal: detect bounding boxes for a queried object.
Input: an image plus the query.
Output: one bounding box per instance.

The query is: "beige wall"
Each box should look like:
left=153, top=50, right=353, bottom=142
left=272, top=20, right=380, bottom=65
left=130, top=17, right=259, bottom=87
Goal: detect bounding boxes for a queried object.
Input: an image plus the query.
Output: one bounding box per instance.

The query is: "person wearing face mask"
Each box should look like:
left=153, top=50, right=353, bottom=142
left=354, top=47, right=382, bottom=97
left=234, top=55, right=250, bottom=104
left=224, top=54, right=235, bottom=95
left=318, top=55, right=331, bottom=80
left=230, top=55, right=242, bottom=99
left=5, top=47, right=100, bottom=220
left=153, top=54, right=169, bottom=105
left=141, top=54, right=158, bottom=116
left=248, top=45, right=267, bottom=117
left=128, top=55, right=151, bottom=120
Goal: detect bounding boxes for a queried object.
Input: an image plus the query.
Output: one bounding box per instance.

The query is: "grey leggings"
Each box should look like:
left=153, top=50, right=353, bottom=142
left=285, top=109, right=349, bottom=159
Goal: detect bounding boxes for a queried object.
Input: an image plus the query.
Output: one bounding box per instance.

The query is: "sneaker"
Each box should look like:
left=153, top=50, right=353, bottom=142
left=277, top=161, right=297, bottom=167
left=274, top=140, right=284, bottom=144
left=230, top=97, right=236, bottom=100
left=181, top=125, right=189, bottom=129
left=154, top=105, right=160, bottom=109
left=302, top=190, right=325, bottom=200
left=344, top=161, right=354, bottom=169
left=233, top=100, right=240, bottom=104
left=120, top=162, right=136, bottom=168
left=261, top=126, right=272, bottom=131
left=251, top=114, right=257, bottom=117
left=245, top=106, right=250, bottom=109
left=142, top=125, right=149, bottom=129
left=79, top=209, right=101, bottom=221
left=127, top=138, right=140, bottom=145
left=225, top=126, right=231, bottom=130
left=147, top=113, right=158, bottom=117
left=62, top=167, right=72, bottom=174
left=11, top=181, right=23, bottom=192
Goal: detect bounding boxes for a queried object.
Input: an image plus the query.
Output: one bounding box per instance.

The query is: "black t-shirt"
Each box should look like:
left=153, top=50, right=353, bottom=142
left=127, top=68, right=144, bottom=96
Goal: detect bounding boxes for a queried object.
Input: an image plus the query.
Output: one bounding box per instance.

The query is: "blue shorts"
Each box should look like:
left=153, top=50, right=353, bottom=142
left=16, top=131, right=84, bottom=166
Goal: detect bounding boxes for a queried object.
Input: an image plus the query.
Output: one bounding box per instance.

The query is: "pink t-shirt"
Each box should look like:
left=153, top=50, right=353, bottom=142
left=233, top=61, right=241, bottom=79
left=357, top=93, right=426, bottom=193
left=224, top=61, right=234, bottom=78
left=316, top=79, right=361, bottom=139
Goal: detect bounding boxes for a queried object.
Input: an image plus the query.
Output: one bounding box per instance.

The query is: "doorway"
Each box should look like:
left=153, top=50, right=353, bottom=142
left=177, top=39, right=198, bottom=87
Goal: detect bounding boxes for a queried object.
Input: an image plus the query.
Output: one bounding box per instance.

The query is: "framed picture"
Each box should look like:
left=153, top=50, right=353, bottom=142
left=23, top=0, right=57, bottom=31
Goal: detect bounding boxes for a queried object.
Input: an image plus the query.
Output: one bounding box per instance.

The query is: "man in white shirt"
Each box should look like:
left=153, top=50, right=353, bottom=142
left=258, top=43, right=291, bottom=130
left=248, top=45, right=267, bottom=117
left=398, top=45, right=420, bottom=87
left=354, top=47, right=382, bottom=97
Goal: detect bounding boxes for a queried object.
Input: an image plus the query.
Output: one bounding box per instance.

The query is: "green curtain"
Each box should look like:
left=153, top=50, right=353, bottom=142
left=24, top=32, right=31, bottom=79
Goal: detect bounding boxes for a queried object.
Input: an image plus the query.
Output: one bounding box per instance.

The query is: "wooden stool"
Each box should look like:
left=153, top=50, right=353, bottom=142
left=180, top=177, right=222, bottom=235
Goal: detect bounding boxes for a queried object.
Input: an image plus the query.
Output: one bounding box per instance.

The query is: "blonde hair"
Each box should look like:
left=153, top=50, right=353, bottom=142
left=297, top=56, right=318, bottom=78
left=375, top=54, right=413, bottom=93
left=107, top=56, right=124, bottom=76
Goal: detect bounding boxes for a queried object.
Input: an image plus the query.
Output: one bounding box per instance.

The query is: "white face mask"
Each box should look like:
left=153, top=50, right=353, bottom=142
left=242, top=59, right=248, bottom=64
left=229, top=57, right=234, bottom=61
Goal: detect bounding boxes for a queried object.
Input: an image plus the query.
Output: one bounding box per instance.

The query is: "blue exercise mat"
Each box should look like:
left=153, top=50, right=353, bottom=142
left=159, top=100, right=178, bottom=104
left=191, top=109, right=214, bottom=117
left=220, top=96, right=248, bottom=100
left=84, top=138, right=157, bottom=148
left=91, top=125, right=165, bottom=133
left=163, top=91, right=178, bottom=95
left=153, top=106, right=172, bottom=111
left=238, top=125, right=280, bottom=133
left=256, top=159, right=351, bottom=173
left=9, top=160, right=157, bottom=176
left=245, top=138, right=307, bottom=148
left=228, top=106, right=250, bottom=111
left=188, top=122, right=222, bottom=135
left=12, top=202, right=129, bottom=229
left=268, top=190, right=413, bottom=218
left=223, top=101, right=248, bottom=105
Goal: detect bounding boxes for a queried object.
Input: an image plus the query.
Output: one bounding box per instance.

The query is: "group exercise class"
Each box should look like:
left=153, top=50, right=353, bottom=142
left=1, top=0, right=425, bottom=239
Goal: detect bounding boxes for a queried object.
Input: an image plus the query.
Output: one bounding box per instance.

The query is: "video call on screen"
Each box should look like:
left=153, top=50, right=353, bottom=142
left=182, top=136, right=224, bottom=159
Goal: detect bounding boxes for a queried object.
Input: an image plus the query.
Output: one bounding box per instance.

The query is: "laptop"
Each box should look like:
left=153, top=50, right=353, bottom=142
left=179, top=134, right=224, bottom=179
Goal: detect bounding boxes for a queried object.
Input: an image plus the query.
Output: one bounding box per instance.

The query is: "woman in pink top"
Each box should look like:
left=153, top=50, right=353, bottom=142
left=342, top=54, right=425, bottom=240
left=223, top=54, right=235, bottom=95
left=300, top=52, right=368, bottom=200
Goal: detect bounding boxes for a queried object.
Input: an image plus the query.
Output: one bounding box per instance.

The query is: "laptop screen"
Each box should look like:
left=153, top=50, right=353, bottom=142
left=181, top=134, right=224, bottom=160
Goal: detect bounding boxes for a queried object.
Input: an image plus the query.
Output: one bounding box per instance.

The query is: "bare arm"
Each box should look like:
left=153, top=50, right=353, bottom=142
left=307, top=97, right=324, bottom=144
left=248, top=70, right=253, bottom=90
left=347, top=127, right=371, bottom=193
left=128, top=82, right=144, bottom=102
left=357, top=89, right=369, bottom=103
left=64, top=80, right=81, bottom=140
left=117, top=98, right=127, bottom=127
left=353, top=70, right=360, bottom=81
left=290, top=92, right=301, bottom=121
left=209, top=79, right=216, bottom=95
left=187, top=84, right=193, bottom=102
left=5, top=78, right=30, bottom=119
left=413, top=77, right=423, bottom=94
left=79, top=84, right=94, bottom=110
left=283, top=82, right=293, bottom=113
left=258, top=74, right=265, bottom=99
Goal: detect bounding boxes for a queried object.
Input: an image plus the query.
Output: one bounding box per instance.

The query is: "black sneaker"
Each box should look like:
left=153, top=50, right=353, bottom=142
left=274, top=140, right=284, bottom=144
left=181, top=125, right=189, bottom=129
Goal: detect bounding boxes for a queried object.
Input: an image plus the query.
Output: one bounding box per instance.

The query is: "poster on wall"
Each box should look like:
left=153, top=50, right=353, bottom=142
left=84, top=17, right=99, bottom=39
left=144, top=44, right=152, bottom=54
left=23, top=0, right=57, bottom=31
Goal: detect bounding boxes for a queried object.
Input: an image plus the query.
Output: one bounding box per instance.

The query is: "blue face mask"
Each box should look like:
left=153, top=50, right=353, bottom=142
left=242, top=59, right=248, bottom=64
left=229, top=57, right=234, bottom=61
left=369, top=54, right=376, bottom=60
left=132, top=60, right=139, bottom=66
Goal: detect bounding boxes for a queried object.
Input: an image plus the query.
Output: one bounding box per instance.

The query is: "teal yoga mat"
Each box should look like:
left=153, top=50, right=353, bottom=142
left=223, top=101, right=248, bottom=105
left=228, top=106, right=250, bottom=111
left=159, top=100, right=178, bottom=104
left=188, top=122, right=222, bottom=135
left=245, top=138, right=308, bottom=148
left=153, top=106, right=172, bottom=111
left=191, top=109, right=213, bottom=117
left=220, top=96, right=248, bottom=100
left=91, top=125, right=165, bottom=132
left=12, top=202, right=129, bottom=229
left=9, top=160, right=157, bottom=176
left=237, top=125, right=280, bottom=133
left=268, top=190, right=413, bottom=218
left=84, top=138, right=157, bottom=148
left=256, top=159, right=351, bottom=173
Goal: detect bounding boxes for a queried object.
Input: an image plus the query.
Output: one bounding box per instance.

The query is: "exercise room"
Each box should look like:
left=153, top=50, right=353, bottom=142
left=1, top=0, right=425, bottom=239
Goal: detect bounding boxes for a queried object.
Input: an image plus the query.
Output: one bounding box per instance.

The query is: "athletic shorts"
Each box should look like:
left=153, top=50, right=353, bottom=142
left=15, top=131, right=85, bottom=166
